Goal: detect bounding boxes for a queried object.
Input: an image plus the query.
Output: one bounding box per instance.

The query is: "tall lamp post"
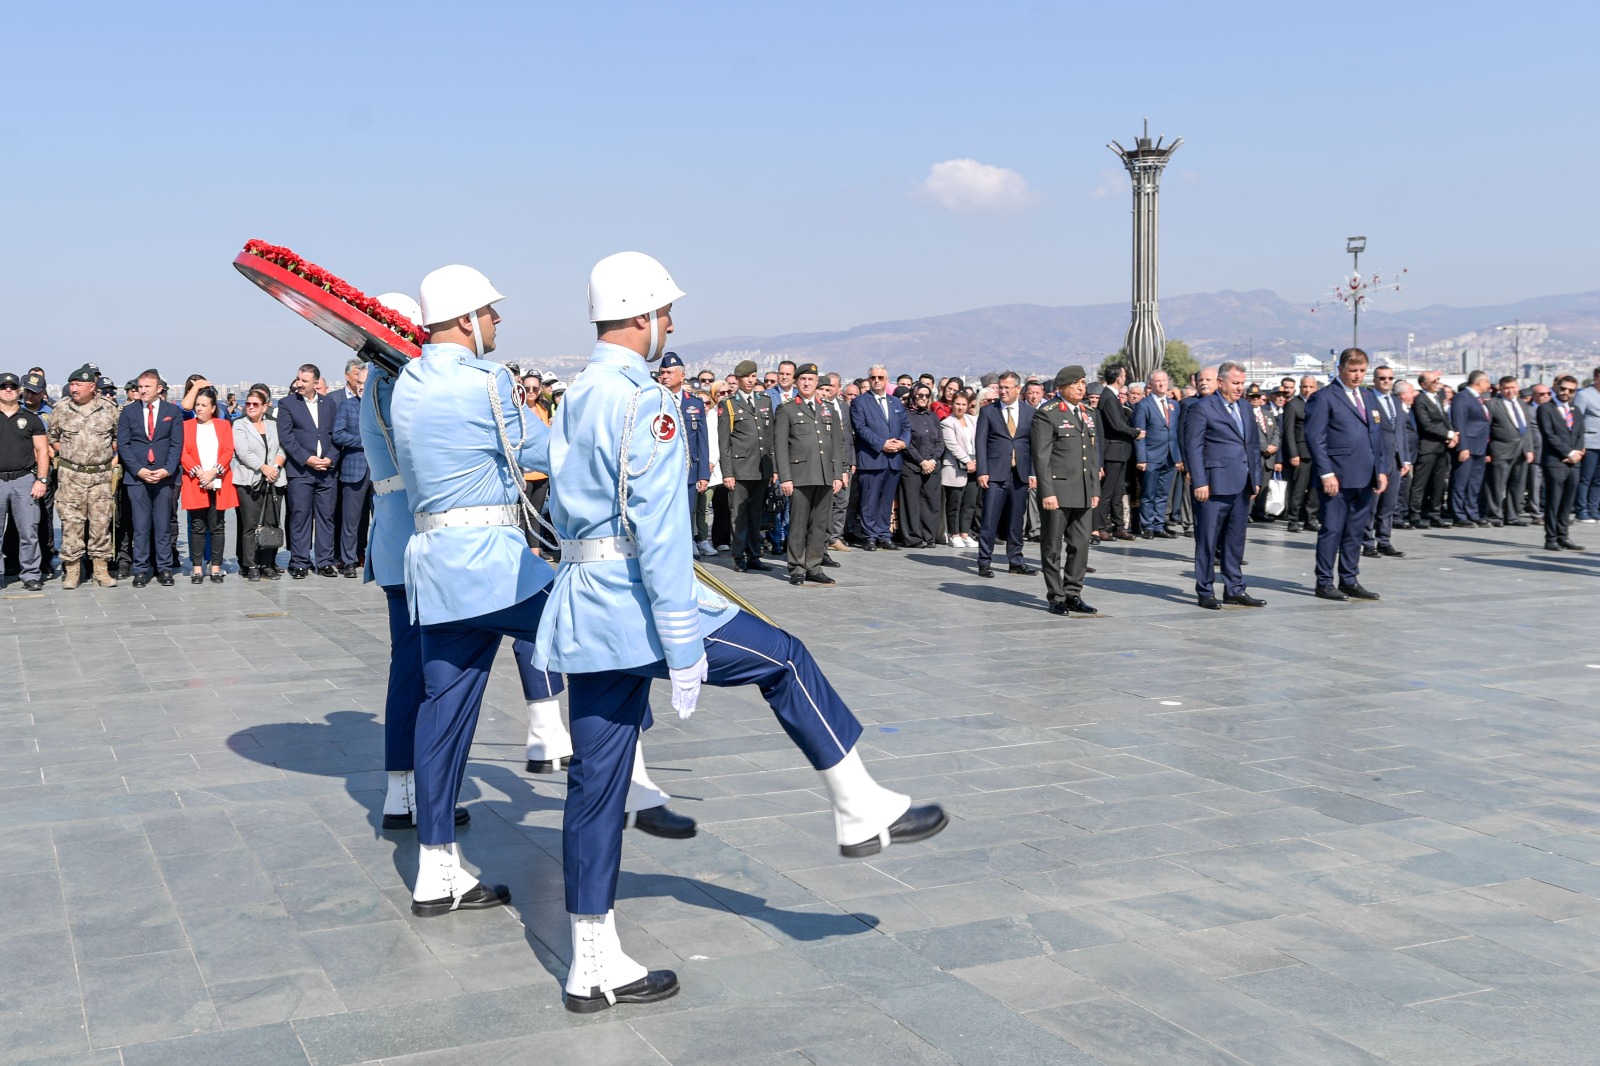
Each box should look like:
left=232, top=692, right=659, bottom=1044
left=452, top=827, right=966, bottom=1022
left=1496, top=319, right=1537, bottom=378
left=1109, top=121, right=1182, bottom=381
left=1345, top=236, right=1366, bottom=348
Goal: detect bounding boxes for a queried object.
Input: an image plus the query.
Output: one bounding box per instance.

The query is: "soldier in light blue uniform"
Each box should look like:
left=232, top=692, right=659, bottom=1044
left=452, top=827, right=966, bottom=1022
left=538, top=252, right=948, bottom=1013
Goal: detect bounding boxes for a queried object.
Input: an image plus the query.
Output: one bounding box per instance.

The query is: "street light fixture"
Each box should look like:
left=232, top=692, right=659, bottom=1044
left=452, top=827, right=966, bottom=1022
left=1497, top=319, right=1538, bottom=378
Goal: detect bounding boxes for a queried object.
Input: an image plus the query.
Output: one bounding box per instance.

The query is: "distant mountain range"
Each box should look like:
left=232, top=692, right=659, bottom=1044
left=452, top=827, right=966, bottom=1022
left=603, top=288, right=1600, bottom=380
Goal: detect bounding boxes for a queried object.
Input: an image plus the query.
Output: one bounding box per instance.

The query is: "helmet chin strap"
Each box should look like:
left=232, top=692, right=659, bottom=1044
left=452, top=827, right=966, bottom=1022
left=471, top=309, right=486, bottom=359
left=644, top=309, right=661, bottom=362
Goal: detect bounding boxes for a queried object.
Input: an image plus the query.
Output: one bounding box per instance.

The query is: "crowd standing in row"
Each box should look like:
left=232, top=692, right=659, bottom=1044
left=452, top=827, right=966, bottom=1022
left=1, top=358, right=1593, bottom=606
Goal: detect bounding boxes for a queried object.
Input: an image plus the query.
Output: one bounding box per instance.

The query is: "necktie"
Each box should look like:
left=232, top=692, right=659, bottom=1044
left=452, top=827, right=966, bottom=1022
left=1255, top=409, right=1266, bottom=433
left=1564, top=404, right=1574, bottom=429
left=1380, top=394, right=1394, bottom=421
left=146, top=403, right=156, bottom=464
left=1227, top=401, right=1242, bottom=435
left=1005, top=406, right=1017, bottom=466
left=1351, top=389, right=1365, bottom=419
left=878, top=395, right=888, bottom=419
left=1159, top=397, right=1168, bottom=424
left=1510, top=400, right=1524, bottom=431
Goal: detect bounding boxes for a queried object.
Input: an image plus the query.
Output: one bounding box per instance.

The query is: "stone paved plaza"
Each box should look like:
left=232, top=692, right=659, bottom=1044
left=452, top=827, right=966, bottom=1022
left=2, top=519, right=1599, bottom=1066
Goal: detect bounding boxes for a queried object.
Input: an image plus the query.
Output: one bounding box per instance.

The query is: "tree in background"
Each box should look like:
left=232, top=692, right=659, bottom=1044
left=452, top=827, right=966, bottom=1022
left=1102, top=340, right=1198, bottom=385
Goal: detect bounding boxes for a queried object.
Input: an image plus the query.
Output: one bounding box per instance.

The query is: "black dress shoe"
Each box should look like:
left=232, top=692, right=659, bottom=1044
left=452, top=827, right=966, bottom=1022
left=1197, top=594, right=1222, bottom=610
left=526, top=755, right=571, bottom=774
left=317, top=565, right=339, bottom=577
left=807, top=572, right=836, bottom=585
left=1224, top=593, right=1267, bottom=607
left=1559, top=538, right=1585, bottom=551
left=1430, top=518, right=1452, bottom=528
left=745, top=558, right=772, bottom=572
left=246, top=567, right=261, bottom=582
left=1339, top=583, right=1380, bottom=600
left=976, top=565, right=994, bottom=578
left=839, top=804, right=949, bottom=857
left=340, top=565, right=359, bottom=578
left=1361, top=546, right=1381, bottom=558
left=190, top=573, right=204, bottom=584
left=861, top=541, right=877, bottom=551
left=290, top=567, right=309, bottom=579
left=266, top=567, right=283, bottom=580
left=877, top=541, right=899, bottom=551
left=1474, top=521, right=1491, bottom=528
left=732, top=558, right=748, bottom=571
left=631, top=804, right=698, bottom=839
left=1545, top=540, right=1563, bottom=551
left=1487, top=519, right=1503, bottom=527
left=156, top=572, right=174, bottom=586
left=789, top=574, right=804, bottom=586
left=1062, top=595, right=1097, bottom=615
left=21, top=579, right=43, bottom=591
left=1378, top=545, right=1406, bottom=557
left=411, top=881, right=511, bottom=918
left=1047, top=601, right=1070, bottom=616
left=1305, top=520, right=1321, bottom=531
left=132, top=573, right=151, bottom=588
left=564, top=969, right=680, bottom=1014
left=1138, top=531, right=1154, bottom=540
left=1315, top=585, right=1349, bottom=601
left=1008, top=563, right=1037, bottom=576
left=819, top=556, right=841, bottom=568
left=1157, top=530, right=1179, bottom=539
left=382, top=806, right=472, bottom=830
left=1286, top=522, right=1301, bottom=532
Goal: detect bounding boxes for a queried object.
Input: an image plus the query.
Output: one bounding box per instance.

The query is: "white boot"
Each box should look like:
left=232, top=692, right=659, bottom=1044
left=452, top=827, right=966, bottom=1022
left=383, top=770, right=413, bottom=817
left=820, top=747, right=910, bottom=850
left=624, top=739, right=670, bottom=816
left=412, top=841, right=479, bottom=904
left=565, top=911, right=648, bottom=1003
left=525, top=699, right=573, bottom=764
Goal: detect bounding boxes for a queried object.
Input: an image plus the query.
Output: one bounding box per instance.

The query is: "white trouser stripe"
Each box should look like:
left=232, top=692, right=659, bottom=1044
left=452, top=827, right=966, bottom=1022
left=705, top=635, right=848, bottom=759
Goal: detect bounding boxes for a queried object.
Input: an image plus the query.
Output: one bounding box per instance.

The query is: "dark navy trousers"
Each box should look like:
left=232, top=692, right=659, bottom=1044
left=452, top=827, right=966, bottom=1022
left=383, top=585, right=424, bottom=772
left=1193, top=489, right=1249, bottom=598
left=856, top=468, right=897, bottom=544
left=414, top=591, right=560, bottom=845
left=564, top=610, right=863, bottom=914
left=128, top=479, right=175, bottom=575
left=1315, top=486, right=1376, bottom=588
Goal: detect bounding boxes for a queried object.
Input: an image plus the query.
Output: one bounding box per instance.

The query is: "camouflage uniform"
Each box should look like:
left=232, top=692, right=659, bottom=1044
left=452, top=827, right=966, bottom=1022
left=48, top=394, right=119, bottom=568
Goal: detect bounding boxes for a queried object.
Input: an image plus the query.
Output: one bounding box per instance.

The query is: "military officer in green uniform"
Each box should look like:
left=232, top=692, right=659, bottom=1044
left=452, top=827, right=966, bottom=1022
left=48, top=365, right=121, bottom=588
left=1030, top=365, right=1101, bottom=616
left=775, top=362, right=846, bottom=585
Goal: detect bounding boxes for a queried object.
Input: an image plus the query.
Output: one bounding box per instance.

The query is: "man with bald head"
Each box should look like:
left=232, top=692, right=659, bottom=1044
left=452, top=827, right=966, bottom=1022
left=1409, top=370, right=1458, bottom=527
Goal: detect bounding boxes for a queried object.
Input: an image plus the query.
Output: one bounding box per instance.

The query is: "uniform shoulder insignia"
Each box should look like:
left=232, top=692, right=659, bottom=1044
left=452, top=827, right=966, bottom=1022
left=651, top=412, right=678, bottom=442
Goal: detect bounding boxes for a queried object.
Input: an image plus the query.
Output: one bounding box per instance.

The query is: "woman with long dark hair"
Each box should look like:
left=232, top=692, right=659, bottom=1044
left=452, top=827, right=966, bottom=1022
left=232, top=385, right=287, bottom=580
left=179, top=387, right=238, bottom=582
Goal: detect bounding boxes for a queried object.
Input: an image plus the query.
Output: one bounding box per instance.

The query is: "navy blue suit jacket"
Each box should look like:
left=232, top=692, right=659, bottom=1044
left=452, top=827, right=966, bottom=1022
left=1180, top=393, right=1259, bottom=496
left=677, top=390, right=710, bottom=484
left=1132, top=393, right=1182, bottom=466
left=1304, top=385, right=1391, bottom=488
left=1450, top=388, right=1492, bottom=456
left=116, top=399, right=185, bottom=483
left=276, top=392, right=343, bottom=479
left=1365, top=389, right=1413, bottom=467
left=850, top=392, right=911, bottom=472
left=974, top=401, right=1035, bottom=484
left=330, top=392, right=368, bottom=484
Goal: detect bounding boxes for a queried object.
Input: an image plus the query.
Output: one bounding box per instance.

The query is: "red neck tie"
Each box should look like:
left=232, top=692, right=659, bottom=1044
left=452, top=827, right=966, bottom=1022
left=146, top=403, right=156, bottom=464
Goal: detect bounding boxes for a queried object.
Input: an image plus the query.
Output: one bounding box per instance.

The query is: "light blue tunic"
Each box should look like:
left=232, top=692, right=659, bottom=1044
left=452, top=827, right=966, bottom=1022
left=390, top=343, right=553, bottom=625
left=358, top=366, right=410, bottom=589
left=537, top=342, right=737, bottom=673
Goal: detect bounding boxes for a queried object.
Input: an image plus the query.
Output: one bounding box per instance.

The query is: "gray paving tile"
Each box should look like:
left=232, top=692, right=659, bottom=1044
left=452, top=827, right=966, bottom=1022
left=628, top=985, right=898, bottom=1063
left=79, top=947, right=219, bottom=1048
left=303, top=920, right=464, bottom=1010
left=0, top=1004, right=90, bottom=1062
left=120, top=1021, right=311, bottom=1066
left=1028, top=994, right=1246, bottom=1066
left=0, top=930, right=81, bottom=1014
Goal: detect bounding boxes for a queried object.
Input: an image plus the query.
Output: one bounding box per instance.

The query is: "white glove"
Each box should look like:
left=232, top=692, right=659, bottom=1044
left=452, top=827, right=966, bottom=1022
left=669, top=656, right=708, bottom=720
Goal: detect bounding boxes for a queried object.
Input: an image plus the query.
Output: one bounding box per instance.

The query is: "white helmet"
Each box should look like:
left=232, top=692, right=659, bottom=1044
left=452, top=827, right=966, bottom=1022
left=418, top=265, right=505, bottom=328
left=587, top=251, right=684, bottom=322
left=374, top=292, right=423, bottom=328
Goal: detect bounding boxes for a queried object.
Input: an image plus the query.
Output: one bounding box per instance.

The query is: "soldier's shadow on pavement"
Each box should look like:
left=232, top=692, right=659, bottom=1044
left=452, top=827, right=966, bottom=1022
left=934, top=580, right=1046, bottom=609
left=1468, top=554, right=1600, bottom=577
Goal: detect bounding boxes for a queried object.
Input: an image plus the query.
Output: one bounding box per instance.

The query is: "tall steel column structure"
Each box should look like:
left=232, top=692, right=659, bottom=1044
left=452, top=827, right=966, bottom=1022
left=1109, top=121, right=1182, bottom=379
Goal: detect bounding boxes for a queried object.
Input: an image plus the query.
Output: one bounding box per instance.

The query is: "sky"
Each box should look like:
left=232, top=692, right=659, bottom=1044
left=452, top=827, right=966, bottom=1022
left=4, top=0, right=1597, bottom=384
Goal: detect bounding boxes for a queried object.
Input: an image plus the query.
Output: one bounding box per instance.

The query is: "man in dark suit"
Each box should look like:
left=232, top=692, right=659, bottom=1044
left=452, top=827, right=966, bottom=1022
left=1449, top=370, right=1493, bottom=526
left=1361, top=365, right=1413, bottom=558
left=1304, top=348, right=1391, bottom=600
left=1523, top=383, right=1549, bottom=519
left=1093, top=364, right=1137, bottom=540
left=1246, top=384, right=1281, bottom=521
left=1132, top=369, right=1181, bottom=538
left=973, top=371, right=1036, bottom=578
left=1537, top=375, right=1587, bottom=550
left=1409, top=371, right=1457, bottom=526
left=277, top=362, right=343, bottom=578
left=114, top=368, right=184, bottom=587
left=848, top=363, right=909, bottom=552
left=1180, top=362, right=1263, bottom=609
left=775, top=364, right=846, bottom=584
left=1279, top=376, right=1321, bottom=532
left=717, top=359, right=777, bottom=570
left=1031, top=365, right=1100, bottom=616
left=330, top=375, right=371, bottom=578
left=1483, top=375, right=1534, bottom=527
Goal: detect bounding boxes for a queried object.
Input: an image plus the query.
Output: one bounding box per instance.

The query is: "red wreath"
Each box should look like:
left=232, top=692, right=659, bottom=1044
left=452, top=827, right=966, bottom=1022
left=240, top=240, right=427, bottom=344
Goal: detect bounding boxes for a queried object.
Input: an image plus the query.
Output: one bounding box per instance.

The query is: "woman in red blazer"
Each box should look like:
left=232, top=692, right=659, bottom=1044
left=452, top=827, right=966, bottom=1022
left=179, top=387, right=240, bottom=583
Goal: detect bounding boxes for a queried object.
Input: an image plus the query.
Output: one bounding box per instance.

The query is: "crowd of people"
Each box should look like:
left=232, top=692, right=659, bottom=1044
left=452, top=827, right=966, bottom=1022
left=1, top=354, right=1594, bottom=601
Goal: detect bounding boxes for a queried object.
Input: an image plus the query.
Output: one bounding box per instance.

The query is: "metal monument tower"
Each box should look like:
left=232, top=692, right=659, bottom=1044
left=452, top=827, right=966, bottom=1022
left=1109, top=120, right=1182, bottom=379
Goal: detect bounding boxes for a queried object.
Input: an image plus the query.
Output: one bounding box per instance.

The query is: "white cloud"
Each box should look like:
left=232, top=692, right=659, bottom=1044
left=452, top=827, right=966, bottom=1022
left=1091, top=168, right=1124, bottom=200
left=921, top=158, right=1034, bottom=212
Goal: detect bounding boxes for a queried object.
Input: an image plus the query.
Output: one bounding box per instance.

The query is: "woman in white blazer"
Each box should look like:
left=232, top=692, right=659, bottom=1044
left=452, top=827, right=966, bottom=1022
left=939, top=391, right=980, bottom=548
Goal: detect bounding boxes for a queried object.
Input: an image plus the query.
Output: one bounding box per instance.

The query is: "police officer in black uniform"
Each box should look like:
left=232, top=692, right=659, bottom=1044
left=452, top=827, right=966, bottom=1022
left=0, top=372, right=51, bottom=590
left=718, top=358, right=776, bottom=571
left=1031, top=365, right=1101, bottom=617
left=775, top=363, right=845, bottom=585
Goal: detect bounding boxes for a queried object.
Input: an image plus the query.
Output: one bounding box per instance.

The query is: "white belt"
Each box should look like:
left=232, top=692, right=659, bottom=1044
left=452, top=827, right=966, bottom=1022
left=414, top=503, right=520, bottom=533
left=559, top=535, right=639, bottom=562
left=373, top=475, right=404, bottom=497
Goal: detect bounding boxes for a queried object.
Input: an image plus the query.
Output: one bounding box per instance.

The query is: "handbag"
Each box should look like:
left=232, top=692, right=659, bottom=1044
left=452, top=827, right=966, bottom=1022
left=1263, top=472, right=1287, bottom=517
left=254, top=487, right=285, bottom=549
